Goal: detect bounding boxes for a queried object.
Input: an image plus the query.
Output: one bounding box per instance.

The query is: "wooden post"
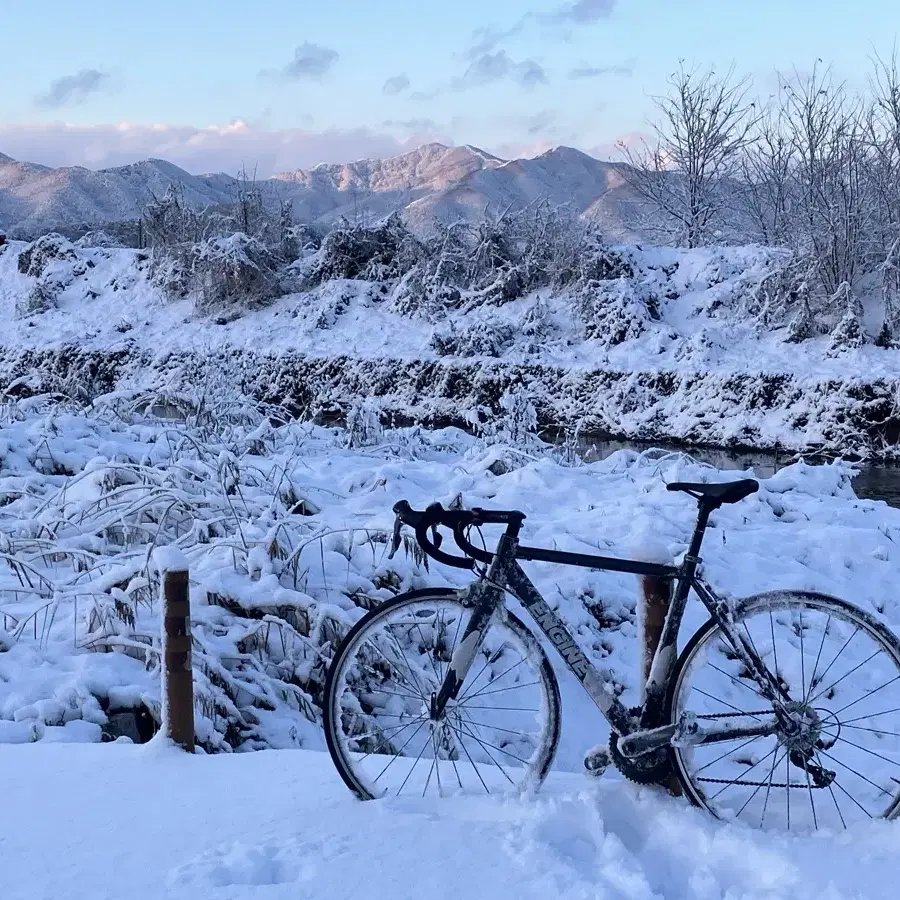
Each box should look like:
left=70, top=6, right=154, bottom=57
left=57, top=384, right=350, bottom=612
left=640, top=575, right=670, bottom=690
left=163, top=567, right=195, bottom=752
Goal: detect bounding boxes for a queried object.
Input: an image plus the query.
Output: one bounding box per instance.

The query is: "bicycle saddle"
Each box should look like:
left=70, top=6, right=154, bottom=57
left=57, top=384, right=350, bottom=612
left=666, top=479, right=759, bottom=505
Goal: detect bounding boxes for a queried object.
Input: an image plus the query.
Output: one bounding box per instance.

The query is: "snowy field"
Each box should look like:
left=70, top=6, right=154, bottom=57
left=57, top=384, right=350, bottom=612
left=1, top=396, right=899, bottom=754
left=2, top=236, right=899, bottom=381
left=2, top=740, right=900, bottom=900
left=2, top=398, right=900, bottom=895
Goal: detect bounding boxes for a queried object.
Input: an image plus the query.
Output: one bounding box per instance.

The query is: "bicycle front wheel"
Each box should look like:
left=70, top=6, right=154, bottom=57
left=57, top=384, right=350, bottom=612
left=323, top=588, right=561, bottom=800
left=668, top=591, right=900, bottom=831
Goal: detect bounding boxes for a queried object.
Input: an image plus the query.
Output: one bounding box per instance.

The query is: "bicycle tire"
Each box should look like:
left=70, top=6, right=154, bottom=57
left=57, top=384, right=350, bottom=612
left=666, top=590, right=900, bottom=830
left=324, top=587, right=561, bottom=800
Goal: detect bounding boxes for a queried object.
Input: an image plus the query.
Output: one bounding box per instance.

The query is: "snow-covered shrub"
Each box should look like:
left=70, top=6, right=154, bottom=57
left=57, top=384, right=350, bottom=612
left=430, top=316, right=515, bottom=357
left=303, top=214, right=421, bottom=287
left=14, top=234, right=94, bottom=318
left=578, top=277, right=659, bottom=347
left=486, top=389, right=539, bottom=446
left=827, top=283, right=866, bottom=355
left=189, top=233, right=283, bottom=315
left=75, top=231, right=119, bottom=250
left=16, top=233, right=79, bottom=279
left=345, top=398, right=384, bottom=448
left=390, top=268, right=461, bottom=320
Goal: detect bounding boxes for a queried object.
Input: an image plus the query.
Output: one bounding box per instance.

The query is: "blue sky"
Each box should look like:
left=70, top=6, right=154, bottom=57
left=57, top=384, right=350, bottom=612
left=1, top=0, right=897, bottom=174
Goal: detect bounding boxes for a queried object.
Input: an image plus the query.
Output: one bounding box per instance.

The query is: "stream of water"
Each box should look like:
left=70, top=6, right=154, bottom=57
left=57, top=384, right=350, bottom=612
left=570, top=436, right=900, bottom=509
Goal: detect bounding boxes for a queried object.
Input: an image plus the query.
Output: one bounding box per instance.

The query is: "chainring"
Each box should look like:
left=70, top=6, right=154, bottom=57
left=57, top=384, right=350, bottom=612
left=609, top=708, right=676, bottom=785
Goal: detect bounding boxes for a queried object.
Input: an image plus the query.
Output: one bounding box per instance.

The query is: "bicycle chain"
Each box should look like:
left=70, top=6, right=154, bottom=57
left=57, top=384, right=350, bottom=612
left=693, top=710, right=829, bottom=789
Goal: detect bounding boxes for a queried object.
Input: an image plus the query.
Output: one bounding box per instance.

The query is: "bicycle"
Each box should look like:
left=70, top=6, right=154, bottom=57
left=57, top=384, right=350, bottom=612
left=323, top=479, right=900, bottom=831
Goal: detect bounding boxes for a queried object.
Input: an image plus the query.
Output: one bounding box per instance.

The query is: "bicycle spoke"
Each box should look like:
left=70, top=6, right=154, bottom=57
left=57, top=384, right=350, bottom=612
left=449, top=718, right=492, bottom=794
left=831, top=673, right=900, bottom=718
left=459, top=680, right=541, bottom=704
left=707, top=661, right=768, bottom=701
left=785, top=752, right=791, bottom=830
left=692, top=686, right=764, bottom=721
left=373, top=718, right=429, bottom=784
left=694, top=733, right=765, bottom=776
left=458, top=655, right=529, bottom=703
left=826, top=766, right=875, bottom=819
left=349, top=715, right=424, bottom=750
left=817, top=747, right=894, bottom=799
left=808, top=648, right=883, bottom=707
left=842, top=722, right=900, bottom=738
left=451, top=719, right=521, bottom=779
left=842, top=705, right=900, bottom=725
left=805, top=613, right=831, bottom=703
left=821, top=734, right=900, bottom=775
left=759, top=747, right=786, bottom=829
left=807, top=626, right=859, bottom=702
left=708, top=744, right=779, bottom=801
left=799, top=608, right=806, bottom=705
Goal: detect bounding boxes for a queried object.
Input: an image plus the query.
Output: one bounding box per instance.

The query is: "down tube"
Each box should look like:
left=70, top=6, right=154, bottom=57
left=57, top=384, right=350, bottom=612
left=507, top=563, right=634, bottom=736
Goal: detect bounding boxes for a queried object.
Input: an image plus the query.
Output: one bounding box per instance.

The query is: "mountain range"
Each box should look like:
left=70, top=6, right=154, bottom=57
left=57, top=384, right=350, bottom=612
left=0, top=142, right=649, bottom=241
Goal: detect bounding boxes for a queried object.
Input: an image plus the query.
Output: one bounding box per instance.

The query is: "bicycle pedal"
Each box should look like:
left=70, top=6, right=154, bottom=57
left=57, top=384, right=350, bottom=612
left=583, top=745, right=611, bottom=777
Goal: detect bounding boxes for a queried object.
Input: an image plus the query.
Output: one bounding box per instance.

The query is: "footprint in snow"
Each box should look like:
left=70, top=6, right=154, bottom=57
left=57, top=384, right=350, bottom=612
left=166, top=837, right=328, bottom=888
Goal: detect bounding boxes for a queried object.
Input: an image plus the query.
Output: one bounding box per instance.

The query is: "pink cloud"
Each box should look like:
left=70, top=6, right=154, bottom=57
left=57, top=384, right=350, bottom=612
left=0, top=120, right=452, bottom=177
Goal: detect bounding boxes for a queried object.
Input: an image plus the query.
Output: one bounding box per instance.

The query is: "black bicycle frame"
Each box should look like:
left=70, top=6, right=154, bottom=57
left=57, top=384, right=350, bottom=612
left=431, top=505, right=789, bottom=748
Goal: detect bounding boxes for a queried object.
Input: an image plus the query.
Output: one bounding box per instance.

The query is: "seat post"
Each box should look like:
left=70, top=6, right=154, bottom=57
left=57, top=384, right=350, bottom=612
left=686, top=501, right=717, bottom=561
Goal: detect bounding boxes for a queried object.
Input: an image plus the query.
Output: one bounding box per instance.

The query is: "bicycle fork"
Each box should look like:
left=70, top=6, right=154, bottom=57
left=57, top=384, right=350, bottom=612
left=429, top=543, right=515, bottom=720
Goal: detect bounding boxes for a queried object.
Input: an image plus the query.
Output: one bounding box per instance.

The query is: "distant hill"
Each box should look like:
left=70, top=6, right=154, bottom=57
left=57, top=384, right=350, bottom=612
left=0, top=142, right=650, bottom=241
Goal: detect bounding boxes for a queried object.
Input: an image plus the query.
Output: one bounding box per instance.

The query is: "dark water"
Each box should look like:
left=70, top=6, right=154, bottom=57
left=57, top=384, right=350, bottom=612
left=568, top=435, right=900, bottom=509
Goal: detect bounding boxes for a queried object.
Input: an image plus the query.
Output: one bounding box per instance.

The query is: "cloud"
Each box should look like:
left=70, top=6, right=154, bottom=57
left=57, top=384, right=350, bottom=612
left=568, top=58, right=635, bottom=79
left=382, top=74, right=411, bottom=95
left=526, top=110, right=558, bottom=135
left=382, top=117, right=441, bottom=131
left=35, top=69, right=112, bottom=109
left=453, top=52, right=548, bottom=90
left=265, top=42, right=339, bottom=81
left=546, top=0, right=617, bottom=25
left=468, top=22, right=528, bottom=58
left=0, top=120, right=451, bottom=178
left=468, top=0, right=617, bottom=57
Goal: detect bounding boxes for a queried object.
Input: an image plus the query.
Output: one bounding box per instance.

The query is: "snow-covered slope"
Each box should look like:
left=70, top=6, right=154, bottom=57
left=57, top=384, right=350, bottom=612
left=1, top=234, right=898, bottom=456
left=2, top=741, right=896, bottom=900
left=0, top=143, right=647, bottom=240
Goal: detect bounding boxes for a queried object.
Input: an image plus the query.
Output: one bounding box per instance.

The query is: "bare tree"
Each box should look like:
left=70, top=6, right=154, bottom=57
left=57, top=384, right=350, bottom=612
left=619, top=63, right=758, bottom=248
left=779, top=65, right=873, bottom=305
left=741, top=102, right=795, bottom=245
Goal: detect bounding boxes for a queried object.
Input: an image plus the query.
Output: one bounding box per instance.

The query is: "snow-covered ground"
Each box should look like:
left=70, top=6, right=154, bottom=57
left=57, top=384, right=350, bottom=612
left=1, top=397, right=899, bottom=760
left=3, top=399, right=900, bottom=894
left=1, top=236, right=898, bottom=381
left=2, top=740, right=898, bottom=900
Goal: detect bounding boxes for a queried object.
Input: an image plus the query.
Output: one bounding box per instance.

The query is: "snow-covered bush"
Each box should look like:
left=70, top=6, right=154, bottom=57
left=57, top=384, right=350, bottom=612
left=14, top=234, right=94, bottom=318
left=430, top=316, right=516, bottom=357
left=578, top=277, right=660, bottom=348
left=189, top=233, right=283, bottom=315
left=16, top=233, right=79, bottom=279
left=345, top=398, right=384, bottom=448
left=303, top=214, right=421, bottom=287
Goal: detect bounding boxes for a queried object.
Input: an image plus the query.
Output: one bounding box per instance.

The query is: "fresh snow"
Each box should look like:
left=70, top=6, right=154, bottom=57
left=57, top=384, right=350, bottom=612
left=1, top=402, right=899, bottom=762
left=2, top=237, right=899, bottom=383
left=2, top=398, right=900, bottom=895
left=1, top=741, right=899, bottom=900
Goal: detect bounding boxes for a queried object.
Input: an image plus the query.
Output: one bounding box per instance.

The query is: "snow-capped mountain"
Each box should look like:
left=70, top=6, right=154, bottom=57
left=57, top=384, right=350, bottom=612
left=0, top=143, right=648, bottom=240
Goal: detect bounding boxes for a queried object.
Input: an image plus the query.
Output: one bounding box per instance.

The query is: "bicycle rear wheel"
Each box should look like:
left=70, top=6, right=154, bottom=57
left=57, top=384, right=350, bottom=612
left=668, top=591, right=900, bottom=831
left=323, top=588, right=561, bottom=800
